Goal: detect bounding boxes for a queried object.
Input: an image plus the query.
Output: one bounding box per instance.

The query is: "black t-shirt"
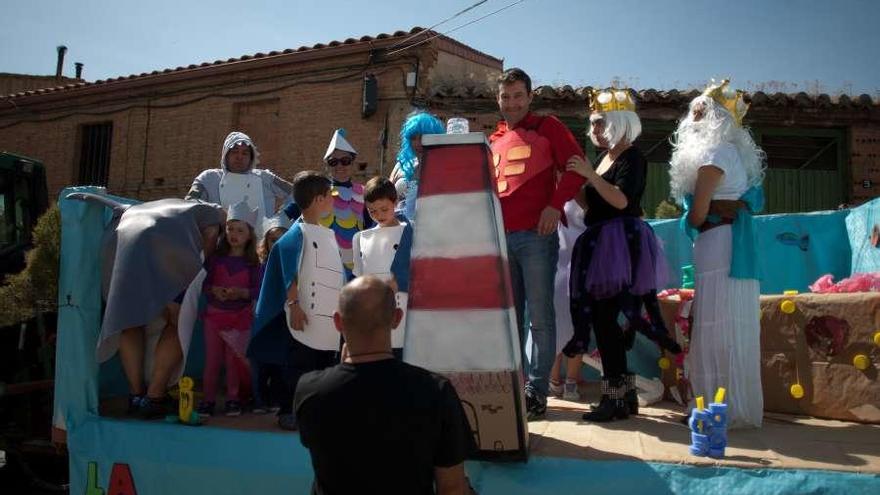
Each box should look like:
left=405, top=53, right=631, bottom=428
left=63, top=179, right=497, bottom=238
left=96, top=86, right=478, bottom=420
left=583, top=146, right=647, bottom=225
left=294, top=359, right=474, bottom=495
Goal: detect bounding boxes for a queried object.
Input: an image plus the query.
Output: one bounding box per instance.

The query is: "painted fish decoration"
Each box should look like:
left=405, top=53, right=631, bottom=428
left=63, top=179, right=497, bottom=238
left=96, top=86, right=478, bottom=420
left=777, top=232, right=810, bottom=251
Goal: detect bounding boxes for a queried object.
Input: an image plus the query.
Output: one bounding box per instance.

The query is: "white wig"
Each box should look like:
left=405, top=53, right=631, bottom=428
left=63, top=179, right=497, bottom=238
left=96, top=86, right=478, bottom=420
left=590, top=110, right=642, bottom=149
left=668, top=95, right=766, bottom=202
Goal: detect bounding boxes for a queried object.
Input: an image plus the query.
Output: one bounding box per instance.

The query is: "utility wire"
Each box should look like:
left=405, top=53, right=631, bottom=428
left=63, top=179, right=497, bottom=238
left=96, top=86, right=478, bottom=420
left=387, top=0, right=490, bottom=50
left=387, top=0, right=528, bottom=57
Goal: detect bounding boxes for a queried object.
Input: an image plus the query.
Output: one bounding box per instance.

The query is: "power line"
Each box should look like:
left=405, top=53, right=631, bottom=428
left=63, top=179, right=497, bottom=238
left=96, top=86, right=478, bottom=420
left=387, top=0, right=490, bottom=50
left=386, top=0, right=528, bottom=57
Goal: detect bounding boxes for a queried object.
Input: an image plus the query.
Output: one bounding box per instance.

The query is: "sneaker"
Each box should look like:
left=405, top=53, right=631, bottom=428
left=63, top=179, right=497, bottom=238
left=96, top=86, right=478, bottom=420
left=127, top=394, right=145, bottom=415
left=549, top=380, right=564, bottom=398
left=252, top=405, right=269, bottom=415
left=224, top=400, right=242, bottom=417
left=563, top=381, right=580, bottom=401
left=525, top=389, right=547, bottom=421
left=277, top=413, right=298, bottom=431
left=196, top=401, right=216, bottom=417
left=139, top=396, right=171, bottom=420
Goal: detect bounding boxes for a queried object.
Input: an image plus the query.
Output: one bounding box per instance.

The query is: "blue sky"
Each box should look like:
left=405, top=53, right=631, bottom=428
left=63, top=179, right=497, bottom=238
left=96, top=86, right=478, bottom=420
left=2, top=0, right=878, bottom=95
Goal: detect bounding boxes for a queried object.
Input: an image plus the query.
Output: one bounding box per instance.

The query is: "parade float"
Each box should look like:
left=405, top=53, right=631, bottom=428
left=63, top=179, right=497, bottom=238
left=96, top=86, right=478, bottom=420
left=50, top=136, right=879, bottom=493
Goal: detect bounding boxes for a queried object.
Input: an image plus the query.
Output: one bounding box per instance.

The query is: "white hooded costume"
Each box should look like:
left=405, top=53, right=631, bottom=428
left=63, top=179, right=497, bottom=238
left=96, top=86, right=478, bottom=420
left=186, top=131, right=293, bottom=236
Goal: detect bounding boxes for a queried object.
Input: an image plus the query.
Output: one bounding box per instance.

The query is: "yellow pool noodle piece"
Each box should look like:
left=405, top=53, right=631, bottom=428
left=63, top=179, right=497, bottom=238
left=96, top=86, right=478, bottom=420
left=178, top=376, right=194, bottom=422
left=780, top=300, right=796, bottom=314
left=853, top=354, right=871, bottom=371
left=696, top=396, right=705, bottom=411
left=714, top=387, right=726, bottom=404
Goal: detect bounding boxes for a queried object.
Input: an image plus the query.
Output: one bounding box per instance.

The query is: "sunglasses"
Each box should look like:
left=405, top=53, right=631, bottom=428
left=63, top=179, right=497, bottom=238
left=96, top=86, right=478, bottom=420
left=327, top=156, right=353, bottom=167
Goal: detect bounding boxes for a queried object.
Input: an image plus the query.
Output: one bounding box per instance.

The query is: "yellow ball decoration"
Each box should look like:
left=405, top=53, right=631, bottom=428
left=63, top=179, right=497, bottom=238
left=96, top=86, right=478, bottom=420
left=853, top=354, right=871, bottom=371
left=658, top=357, right=671, bottom=370
left=790, top=383, right=804, bottom=399
left=874, top=332, right=880, bottom=347
left=780, top=300, right=796, bottom=314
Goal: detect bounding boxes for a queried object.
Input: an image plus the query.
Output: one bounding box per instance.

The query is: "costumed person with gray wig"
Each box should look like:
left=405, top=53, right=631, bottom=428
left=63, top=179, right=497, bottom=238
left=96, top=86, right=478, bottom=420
left=388, top=111, right=446, bottom=223
left=186, top=131, right=293, bottom=237
left=565, top=88, right=679, bottom=422
left=668, top=79, right=765, bottom=429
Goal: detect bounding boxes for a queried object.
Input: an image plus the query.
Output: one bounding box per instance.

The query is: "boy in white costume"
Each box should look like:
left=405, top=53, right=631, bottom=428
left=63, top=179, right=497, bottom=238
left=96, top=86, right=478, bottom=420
left=352, top=177, right=414, bottom=359
left=250, top=171, right=345, bottom=430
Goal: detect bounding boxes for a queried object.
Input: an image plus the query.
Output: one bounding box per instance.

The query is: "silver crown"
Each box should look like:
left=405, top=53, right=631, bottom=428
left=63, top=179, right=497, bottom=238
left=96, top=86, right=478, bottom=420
left=227, top=200, right=259, bottom=228
left=263, top=211, right=292, bottom=232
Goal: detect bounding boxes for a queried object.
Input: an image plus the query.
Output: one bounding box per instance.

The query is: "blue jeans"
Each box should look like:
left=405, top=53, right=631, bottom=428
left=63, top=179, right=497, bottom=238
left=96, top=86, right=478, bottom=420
left=506, top=230, right=559, bottom=399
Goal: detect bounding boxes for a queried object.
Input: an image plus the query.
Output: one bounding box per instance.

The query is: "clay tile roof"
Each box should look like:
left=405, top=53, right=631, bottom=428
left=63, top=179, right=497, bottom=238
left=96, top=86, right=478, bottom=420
left=430, top=84, right=876, bottom=109
left=3, top=26, right=468, bottom=99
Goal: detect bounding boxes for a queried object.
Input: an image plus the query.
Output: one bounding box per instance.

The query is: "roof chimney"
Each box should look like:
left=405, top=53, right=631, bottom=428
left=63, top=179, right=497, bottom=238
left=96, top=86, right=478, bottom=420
left=75, top=62, right=83, bottom=80
left=56, top=45, right=67, bottom=79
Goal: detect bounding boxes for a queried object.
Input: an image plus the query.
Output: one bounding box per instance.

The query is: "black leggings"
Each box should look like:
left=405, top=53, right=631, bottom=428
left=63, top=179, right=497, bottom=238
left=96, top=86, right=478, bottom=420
left=278, top=335, right=339, bottom=414
left=592, top=296, right=628, bottom=380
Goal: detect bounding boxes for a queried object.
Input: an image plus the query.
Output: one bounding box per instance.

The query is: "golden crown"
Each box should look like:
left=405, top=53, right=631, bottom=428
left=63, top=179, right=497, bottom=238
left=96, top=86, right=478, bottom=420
left=589, top=88, right=636, bottom=113
left=702, top=79, right=749, bottom=126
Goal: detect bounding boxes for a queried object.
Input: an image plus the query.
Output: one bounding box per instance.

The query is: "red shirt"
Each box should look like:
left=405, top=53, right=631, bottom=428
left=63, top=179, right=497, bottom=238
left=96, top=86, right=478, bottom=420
left=490, top=113, right=586, bottom=231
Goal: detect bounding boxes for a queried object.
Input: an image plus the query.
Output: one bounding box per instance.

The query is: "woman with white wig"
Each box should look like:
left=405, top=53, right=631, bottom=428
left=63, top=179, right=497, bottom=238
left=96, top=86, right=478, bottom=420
left=668, top=79, right=766, bottom=428
left=565, top=89, right=679, bottom=422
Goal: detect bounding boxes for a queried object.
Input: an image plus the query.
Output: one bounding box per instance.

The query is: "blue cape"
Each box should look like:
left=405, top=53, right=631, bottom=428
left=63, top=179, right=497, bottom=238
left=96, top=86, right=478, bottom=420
left=248, top=220, right=303, bottom=364
left=389, top=221, right=414, bottom=292
left=681, top=186, right=764, bottom=280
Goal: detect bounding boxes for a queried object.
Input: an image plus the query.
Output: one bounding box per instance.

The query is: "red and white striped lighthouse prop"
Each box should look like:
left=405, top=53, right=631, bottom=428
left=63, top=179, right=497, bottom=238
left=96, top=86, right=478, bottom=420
left=404, top=132, right=528, bottom=461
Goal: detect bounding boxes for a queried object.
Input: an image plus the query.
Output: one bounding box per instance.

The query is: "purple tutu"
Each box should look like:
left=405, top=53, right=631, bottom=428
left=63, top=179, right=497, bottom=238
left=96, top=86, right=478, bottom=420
left=575, top=217, right=668, bottom=300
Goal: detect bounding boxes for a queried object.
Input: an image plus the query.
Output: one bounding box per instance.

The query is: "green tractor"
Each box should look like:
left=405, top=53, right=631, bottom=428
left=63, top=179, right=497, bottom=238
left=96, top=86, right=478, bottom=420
left=0, top=152, right=48, bottom=274
left=0, top=151, right=67, bottom=493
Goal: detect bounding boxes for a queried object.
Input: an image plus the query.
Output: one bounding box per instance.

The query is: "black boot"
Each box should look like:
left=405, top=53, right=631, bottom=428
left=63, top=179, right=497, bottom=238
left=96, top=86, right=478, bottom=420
left=583, top=378, right=629, bottom=422
left=624, top=373, right=638, bottom=415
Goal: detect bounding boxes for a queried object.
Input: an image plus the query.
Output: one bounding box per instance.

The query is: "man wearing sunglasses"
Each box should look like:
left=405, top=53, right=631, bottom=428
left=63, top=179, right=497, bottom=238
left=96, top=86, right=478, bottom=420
left=319, top=129, right=374, bottom=280
left=186, top=131, right=293, bottom=237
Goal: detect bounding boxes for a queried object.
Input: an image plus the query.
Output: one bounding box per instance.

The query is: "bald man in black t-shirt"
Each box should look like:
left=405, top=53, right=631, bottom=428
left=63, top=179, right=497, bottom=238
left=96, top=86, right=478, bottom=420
left=294, top=276, right=474, bottom=495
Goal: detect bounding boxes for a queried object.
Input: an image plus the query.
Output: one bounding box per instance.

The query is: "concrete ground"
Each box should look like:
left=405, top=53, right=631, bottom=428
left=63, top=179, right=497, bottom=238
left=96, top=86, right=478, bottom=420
left=532, top=384, right=880, bottom=474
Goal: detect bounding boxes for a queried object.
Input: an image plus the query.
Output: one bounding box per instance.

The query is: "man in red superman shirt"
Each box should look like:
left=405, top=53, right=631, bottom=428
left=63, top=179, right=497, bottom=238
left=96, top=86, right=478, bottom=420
left=490, top=67, right=586, bottom=419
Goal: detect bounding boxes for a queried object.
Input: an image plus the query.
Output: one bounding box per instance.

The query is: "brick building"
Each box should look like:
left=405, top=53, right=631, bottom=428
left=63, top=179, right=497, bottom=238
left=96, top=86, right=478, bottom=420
left=0, top=28, right=502, bottom=201
left=1, top=27, right=878, bottom=213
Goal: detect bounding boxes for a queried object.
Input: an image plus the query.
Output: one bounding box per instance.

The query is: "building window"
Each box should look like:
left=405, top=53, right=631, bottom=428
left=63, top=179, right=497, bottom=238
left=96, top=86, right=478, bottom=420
left=77, top=122, right=113, bottom=186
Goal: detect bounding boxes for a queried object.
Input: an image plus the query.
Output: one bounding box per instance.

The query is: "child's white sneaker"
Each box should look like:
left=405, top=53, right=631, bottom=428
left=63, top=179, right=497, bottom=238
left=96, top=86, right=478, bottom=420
left=563, top=381, right=580, bottom=401
left=549, top=380, right=564, bottom=398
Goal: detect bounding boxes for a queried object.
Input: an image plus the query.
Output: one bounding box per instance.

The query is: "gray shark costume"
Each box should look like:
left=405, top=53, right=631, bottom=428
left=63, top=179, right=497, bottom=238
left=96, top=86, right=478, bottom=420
left=186, top=131, right=293, bottom=236
left=68, top=193, right=225, bottom=378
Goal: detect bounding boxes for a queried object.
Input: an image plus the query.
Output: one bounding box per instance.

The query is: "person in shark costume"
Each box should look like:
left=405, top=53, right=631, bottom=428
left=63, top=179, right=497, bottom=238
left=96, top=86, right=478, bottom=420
left=186, top=131, right=293, bottom=236
left=68, top=192, right=225, bottom=418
